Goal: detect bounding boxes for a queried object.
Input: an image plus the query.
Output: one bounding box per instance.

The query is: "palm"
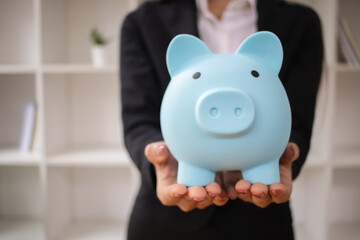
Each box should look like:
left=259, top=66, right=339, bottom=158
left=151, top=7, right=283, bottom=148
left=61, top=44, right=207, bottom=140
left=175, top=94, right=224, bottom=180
left=145, top=142, right=223, bottom=212
left=146, top=141, right=299, bottom=210
left=218, top=142, right=299, bottom=207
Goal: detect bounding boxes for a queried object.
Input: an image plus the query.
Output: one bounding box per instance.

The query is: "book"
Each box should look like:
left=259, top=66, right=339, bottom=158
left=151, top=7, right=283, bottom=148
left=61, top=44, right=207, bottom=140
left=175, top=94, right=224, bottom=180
left=338, top=17, right=360, bottom=66
left=19, top=102, right=37, bottom=153
left=31, top=106, right=39, bottom=151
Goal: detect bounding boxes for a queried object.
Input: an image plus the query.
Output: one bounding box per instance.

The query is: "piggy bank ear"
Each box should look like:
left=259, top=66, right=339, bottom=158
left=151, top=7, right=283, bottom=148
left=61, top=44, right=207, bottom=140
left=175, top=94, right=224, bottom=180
left=236, top=31, right=283, bottom=74
left=167, top=34, right=211, bottom=77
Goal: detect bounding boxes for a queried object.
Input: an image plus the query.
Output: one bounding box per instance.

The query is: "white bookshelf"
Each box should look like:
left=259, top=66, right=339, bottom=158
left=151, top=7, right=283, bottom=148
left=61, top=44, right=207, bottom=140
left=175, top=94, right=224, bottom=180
left=0, top=0, right=359, bottom=239
left=42, top=64, right=118, bottom=74
left=0, top=0, right=140, bottom=239
left=47, top=148, right=131, bottom=167
left=0, top=65, right=37, bottom=74
left=56, top=220, right=127, bottom=240
left=0, top=219, right=45, bottom=240
left=289, top=1, right=360, bottom=240
left=0, top=149, right=41, bottom=166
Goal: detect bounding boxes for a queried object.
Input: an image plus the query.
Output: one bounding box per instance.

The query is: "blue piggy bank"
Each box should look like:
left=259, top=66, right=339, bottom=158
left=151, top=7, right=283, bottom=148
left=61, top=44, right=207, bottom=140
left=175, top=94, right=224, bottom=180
left=160, top=31, right=291, bottom=187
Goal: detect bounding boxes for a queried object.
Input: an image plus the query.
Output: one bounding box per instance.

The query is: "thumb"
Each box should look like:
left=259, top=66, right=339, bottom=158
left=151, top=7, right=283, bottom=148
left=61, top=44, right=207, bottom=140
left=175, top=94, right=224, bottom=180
left=145, top=141, right=170, bottom=167
left=280, top=142, right=300, bottom=165
left=145, top=141, right=179, bottom=188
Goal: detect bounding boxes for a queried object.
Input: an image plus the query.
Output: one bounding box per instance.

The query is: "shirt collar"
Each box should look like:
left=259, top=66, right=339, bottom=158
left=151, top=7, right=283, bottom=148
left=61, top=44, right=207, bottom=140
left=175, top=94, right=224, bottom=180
left=196, top=0, right=256, bottom=21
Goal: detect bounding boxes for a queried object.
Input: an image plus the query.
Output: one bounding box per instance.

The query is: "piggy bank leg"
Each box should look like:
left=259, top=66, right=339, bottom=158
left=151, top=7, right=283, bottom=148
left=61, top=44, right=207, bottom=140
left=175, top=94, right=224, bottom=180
left=242, top=160, right=280, bottom=185
left=177, top=161, right=215, bottom=187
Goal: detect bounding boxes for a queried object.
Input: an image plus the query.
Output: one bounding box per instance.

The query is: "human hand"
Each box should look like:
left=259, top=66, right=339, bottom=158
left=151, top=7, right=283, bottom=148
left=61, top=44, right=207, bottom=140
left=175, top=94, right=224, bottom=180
left=218, top=142, right=300, bottom=208
left=145, top=141, right=226, bottom=212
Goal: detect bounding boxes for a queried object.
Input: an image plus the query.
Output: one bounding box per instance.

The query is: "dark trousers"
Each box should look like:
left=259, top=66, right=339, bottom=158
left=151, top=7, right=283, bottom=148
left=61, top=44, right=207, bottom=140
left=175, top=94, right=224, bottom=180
left=127, top=213, right=229, bottom=240
left=127, top=208, right=294, bottom=240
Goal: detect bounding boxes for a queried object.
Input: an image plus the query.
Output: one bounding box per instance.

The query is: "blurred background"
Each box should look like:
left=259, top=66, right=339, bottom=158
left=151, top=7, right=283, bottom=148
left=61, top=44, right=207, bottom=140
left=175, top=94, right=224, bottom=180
left=0, top=0, right=359, bottom=239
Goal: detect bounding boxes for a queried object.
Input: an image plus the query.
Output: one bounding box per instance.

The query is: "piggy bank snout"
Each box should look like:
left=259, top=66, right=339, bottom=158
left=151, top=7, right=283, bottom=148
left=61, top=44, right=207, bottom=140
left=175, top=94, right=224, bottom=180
left=195, top=88, right=255, bottom=137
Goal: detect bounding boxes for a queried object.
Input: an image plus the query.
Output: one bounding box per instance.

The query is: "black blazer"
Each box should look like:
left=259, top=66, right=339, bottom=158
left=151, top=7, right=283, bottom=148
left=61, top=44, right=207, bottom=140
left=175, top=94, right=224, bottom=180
left=120, top=0, right=323, bottom=238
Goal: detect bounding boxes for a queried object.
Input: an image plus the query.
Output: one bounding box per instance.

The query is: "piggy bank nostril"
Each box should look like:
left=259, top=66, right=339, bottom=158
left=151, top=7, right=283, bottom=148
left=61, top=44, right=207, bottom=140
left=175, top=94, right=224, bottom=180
left=234, top=107, right=243, bottom=117
left=210, top=107, right=219, bottom=117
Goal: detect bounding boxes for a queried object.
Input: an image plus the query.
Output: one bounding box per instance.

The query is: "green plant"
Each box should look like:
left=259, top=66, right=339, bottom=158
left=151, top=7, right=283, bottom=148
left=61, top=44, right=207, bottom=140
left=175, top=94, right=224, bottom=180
left=90, top=28, right=108, bottom=45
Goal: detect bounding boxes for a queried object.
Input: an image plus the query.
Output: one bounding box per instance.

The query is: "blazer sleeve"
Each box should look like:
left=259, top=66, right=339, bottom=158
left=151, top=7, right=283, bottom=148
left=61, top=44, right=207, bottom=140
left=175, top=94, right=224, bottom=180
left=120, top=13, right=163, bottom=189
left=284, top=10, right=324, bottom=180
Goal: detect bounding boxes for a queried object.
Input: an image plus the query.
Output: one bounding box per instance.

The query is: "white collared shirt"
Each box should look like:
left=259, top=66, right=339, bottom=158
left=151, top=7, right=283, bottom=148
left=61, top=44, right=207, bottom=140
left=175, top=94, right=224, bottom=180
left=196, top=0, right=258, bottom=53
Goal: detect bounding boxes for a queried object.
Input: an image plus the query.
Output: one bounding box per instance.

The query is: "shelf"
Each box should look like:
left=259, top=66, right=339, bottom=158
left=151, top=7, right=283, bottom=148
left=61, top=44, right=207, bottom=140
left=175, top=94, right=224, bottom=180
left=58, top=220, right=126, bottom=240
left=331, top=146, right=360, bottom=168
left=43, top=74, right=122, bottom=156
left=47, top=167, right=133, bottom=239
left=0, top=219, right=45, bottom=240
left=291, top=167, right=329, bottom=240
left=43, top=64, right=118, bottom=74
left=335, top=64, right=360, bottom=73
left=47, top=148, right=131, bottom=167
left=0, top=0, right=36, bottom=65
left=294, top=223, right=315, bottom=240
left=0, top=74, right=36, bottom=154
left=332, top=77, right=360, bottom=147
left=329, top=168, right=360, bottom=227
left=302, top=150, right=326, bottom=169
left=42, top=0, right=128, bottom=65
left=0, top=65, right=36, bottom=74
left=0, top=149, right=41, bottom=166
left=328, top=222, right=360, bottom=240
left=0, top=1, right=357, bottom=240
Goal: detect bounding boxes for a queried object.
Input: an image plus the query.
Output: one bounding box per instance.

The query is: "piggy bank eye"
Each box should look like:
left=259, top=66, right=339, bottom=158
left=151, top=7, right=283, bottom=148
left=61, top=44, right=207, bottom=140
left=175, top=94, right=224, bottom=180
left=251, top=70, right=259, bottom=78
left=192, top=72, right=201, bottom=79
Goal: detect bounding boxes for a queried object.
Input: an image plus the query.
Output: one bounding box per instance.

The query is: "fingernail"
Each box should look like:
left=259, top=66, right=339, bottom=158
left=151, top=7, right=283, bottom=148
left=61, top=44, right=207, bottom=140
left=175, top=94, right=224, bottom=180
left=227, top=191, right=237, bottom=200
left=217, top=192, right=225, bottom=200
left=208, top=192, right=217, bottom=197
left=290, top=144, right=299, bottom=159
left=156, top=145, right=165, bottom=157
left=194, top=196, right=205, bottom=201
left=290, top=145, right=295, bottom=156
left=254, top=191, right=265, bottom=198
left=272, top=189, right=282, bottom=196
left=217, top=196, right=226, bottom=201
left=239, top=189, right=248, bottom=194
left=174, top=193, right=184, bottom=198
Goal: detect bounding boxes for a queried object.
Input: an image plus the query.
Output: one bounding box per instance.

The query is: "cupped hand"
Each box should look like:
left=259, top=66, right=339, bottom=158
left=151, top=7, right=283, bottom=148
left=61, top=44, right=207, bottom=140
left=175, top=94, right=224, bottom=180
left=220, top=142, right=300, bottom=208
left=145, top=141, right=226, bottom=212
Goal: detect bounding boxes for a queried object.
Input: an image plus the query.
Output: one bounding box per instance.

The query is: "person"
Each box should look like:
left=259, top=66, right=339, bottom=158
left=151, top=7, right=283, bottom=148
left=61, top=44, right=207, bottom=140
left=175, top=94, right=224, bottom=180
left=120, top=0, right=323, bottom=239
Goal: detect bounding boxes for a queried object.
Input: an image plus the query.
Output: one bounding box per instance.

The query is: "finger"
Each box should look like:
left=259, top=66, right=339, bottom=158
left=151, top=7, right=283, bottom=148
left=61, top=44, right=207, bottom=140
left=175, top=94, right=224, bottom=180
left=178, top=198, right=197, bottom=212
left=278, top=144, right=299, bottom=189
left=235, top=179, right=252, bottom=202
left=205, top=182, right=222, bottom=197
left=195, top=182, right=222, bottom=210
left=227, top=186, right=238, bottom=200
left=214, top=172, right=224, bottom=186
left=144, top=141, right=170, bottom=166
left=213, top=189, right=229, bottom=206
left=157, top=184, right=187, bottom=206
left=213, top=172, right=229, bottom=205
left=223, top=171, right=242, bottom=200
left=270, top=183, right=290, bottom=204
left=280, top=142, right=300, bottom=165
left=196, top=195, right=214, bottom=210
left=188, top=186, right=207, bottom=202
left=250, top=183, right=271, bottom=208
